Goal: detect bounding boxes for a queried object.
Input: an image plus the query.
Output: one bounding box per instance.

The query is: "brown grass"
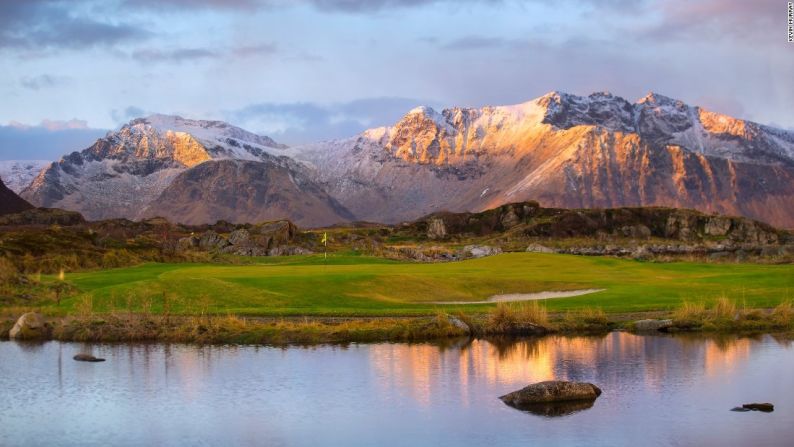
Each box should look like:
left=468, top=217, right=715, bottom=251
left=672, top=301, right=707, bottom=323
left=712, top=296, right=738, bottom=320
left=671, top=298, right=794, bottom=332
left=772, top=301, right=794, bottom=325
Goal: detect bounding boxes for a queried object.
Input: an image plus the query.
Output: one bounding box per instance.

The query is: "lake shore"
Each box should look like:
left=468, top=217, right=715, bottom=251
left=2, top=306, right=792, bottom=345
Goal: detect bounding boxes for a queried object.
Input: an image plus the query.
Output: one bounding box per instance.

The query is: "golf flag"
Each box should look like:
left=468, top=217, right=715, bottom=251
left=321, top=232, right=327, bottom=245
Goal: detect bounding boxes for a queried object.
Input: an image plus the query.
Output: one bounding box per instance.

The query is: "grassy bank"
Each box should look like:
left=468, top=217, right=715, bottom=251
left=3, top=298, right=793, bottom=345
left=2, top=252, right=793, bottom=343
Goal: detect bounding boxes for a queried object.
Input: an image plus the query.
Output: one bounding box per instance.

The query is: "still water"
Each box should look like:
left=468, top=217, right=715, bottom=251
left=1, top=333, right=792, bottom=446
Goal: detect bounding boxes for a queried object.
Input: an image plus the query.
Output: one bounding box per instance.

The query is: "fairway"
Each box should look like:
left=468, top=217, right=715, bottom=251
left=55, top=253, right=794, bottom=316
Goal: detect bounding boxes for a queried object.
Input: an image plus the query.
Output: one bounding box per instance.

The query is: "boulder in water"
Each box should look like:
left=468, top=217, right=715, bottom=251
left=742, top=403, right=774, bottom=412
left=73, top=354, right=105, bottom=362
left=500, top=381, right=602, bottom=409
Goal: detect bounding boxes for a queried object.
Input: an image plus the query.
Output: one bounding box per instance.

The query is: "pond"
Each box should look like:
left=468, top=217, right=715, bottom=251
left=1, top=333, right=792, bottom=446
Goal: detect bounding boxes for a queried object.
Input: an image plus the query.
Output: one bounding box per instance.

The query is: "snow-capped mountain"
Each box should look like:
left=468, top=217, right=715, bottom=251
left=21, top=115, right=290, bottom=220
left=278, top=91, right=794, bottom=228
left=18, top=92, right=794, bottom=228
left=0, top=160, right=50, bottom=193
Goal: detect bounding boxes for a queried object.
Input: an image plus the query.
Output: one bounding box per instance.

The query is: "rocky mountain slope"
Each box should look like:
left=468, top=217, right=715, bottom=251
left=20, top=115, right=289, bottom=221
left=0, top=177, right=33, bottom=216
left=18, top=92, right=794, bottom=228
left=279, top=91, right=794, bottom=228
left=0, top=160, right=50, bottom=193
left=141, top=158, right=354, bottom=227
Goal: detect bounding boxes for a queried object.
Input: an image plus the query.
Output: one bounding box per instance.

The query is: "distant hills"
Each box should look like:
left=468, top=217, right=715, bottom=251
left=16, top=91, right=794, bottom=228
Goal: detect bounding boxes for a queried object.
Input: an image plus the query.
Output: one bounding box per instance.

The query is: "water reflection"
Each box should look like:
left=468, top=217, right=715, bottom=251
left=1, top=333, right=793, bottom=447
left=367, top=332, right=784, bottom=409
left=508, top=399, right=597, bottom=417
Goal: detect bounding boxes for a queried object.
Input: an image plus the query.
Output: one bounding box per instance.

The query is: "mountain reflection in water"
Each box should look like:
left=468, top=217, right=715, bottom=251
left=1, top=333, right=792, bottom=447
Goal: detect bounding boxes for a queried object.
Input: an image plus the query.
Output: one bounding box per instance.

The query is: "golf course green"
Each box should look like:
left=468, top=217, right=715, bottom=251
left=53, top=252, right=794, bottom=316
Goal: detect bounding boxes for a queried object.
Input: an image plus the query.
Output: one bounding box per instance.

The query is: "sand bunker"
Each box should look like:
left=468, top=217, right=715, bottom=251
left=433, top=289, right=605, bottom=305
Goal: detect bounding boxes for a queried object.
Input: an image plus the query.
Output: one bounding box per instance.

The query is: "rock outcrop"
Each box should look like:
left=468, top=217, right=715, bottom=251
left=633, top=319, right=673, bottom=332
left=462, top=245, right=502, bottom=258
left=401, top=202, right=784, bottom=245
left=176, top=220, right=307, bottom=256
left=9, top=312, right=48, bottom=340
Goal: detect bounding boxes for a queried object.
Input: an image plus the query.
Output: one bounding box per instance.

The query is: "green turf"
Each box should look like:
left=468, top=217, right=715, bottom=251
left=47, top=253, right=794, bottom=316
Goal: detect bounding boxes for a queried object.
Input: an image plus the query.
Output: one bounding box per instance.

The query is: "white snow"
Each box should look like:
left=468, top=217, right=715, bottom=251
left=0, top=160, right=51, bottom=192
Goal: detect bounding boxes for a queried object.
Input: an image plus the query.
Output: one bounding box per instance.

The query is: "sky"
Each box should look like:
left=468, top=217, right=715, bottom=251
left=0, top=0, right=791, bottom=160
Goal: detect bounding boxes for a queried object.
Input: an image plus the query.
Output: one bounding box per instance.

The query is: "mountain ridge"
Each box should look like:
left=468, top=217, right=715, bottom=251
left=18, top=91, right=794, bottom=228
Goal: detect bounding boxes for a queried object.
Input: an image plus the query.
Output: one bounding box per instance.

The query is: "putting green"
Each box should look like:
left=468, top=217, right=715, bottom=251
left=49, top=252, right=794, bottom=316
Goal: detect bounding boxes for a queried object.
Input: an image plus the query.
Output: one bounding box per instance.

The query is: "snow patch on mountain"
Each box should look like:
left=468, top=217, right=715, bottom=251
left=0, top=160, right=50, bottom=193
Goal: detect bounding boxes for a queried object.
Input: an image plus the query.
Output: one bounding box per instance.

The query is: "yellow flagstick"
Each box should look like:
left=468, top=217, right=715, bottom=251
left=321, top=232, right=328, bottom=262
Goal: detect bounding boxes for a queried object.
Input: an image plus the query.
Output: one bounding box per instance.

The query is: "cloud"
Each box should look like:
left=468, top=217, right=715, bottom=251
left=124, top=0, right=503, bottom=14
left=227, top=97, right=438, bottom=144
left=441, top=36, right=507, bottom=50
left=110, top=106, right=148, bottom=124
left=20, top=74, right=70, bottom=90
left=232, top=43, right=278, bottom=57
left=636, top=0, right=780, bottom=42
left=131, top=48, right=218, bottom=63
left=121, top=0, right=265, bottom=11
left=130, top=44, right=276, bottom=63
left=0, top=1, right=149, bottom=51
left=0, top=120, right=108, bottom=161
left=8, top=119, right=91, bottom=131
left=305, top=0, right=507, bottom=13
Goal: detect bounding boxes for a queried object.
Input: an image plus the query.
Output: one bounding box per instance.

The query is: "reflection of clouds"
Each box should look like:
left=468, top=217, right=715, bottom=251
left=702, top=337, right=753, bottom=378
left=369, top=344, right=439, bottom=407
left=367, top=333, right=770, bottom=409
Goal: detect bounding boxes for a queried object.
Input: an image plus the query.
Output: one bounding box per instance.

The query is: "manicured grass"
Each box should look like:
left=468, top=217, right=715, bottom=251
left=44, top=253, right=794, bottom=316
